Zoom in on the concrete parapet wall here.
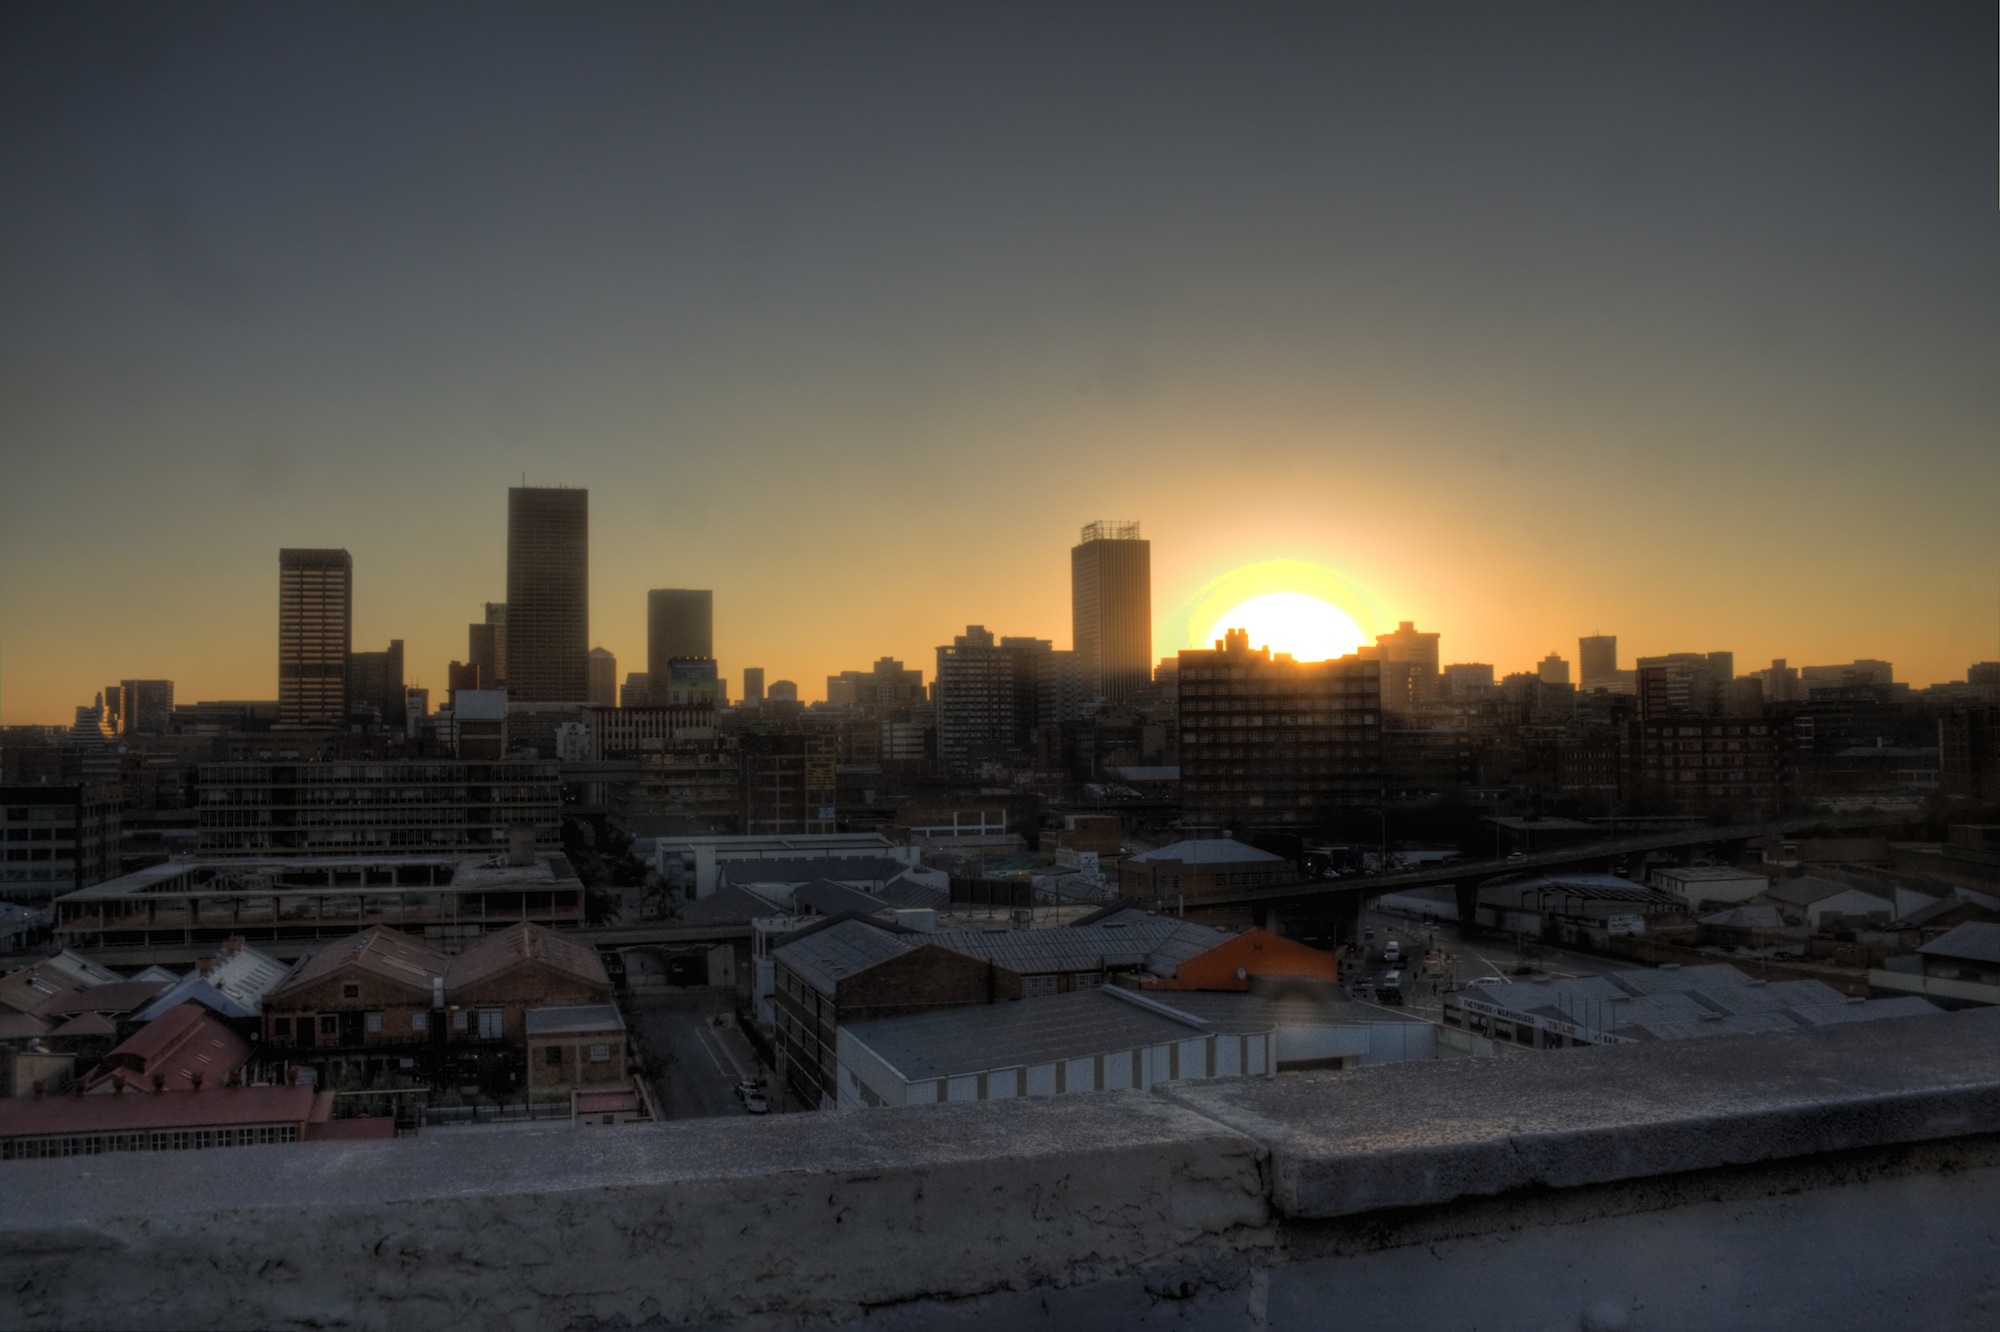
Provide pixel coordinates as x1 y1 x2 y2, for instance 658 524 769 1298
4 1010 1999 1330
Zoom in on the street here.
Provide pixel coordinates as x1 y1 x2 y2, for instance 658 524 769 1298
620 962 769 1120
1347 907 1627 1024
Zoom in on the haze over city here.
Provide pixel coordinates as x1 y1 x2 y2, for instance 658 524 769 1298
2 1 1996 723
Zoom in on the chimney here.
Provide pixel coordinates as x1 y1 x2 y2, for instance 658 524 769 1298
196 957 213 979
433 975 446 1011
113 1074 126 1095
190 1071 203 1092
31 1079 45 1099
151 1072 166 1093
226 935 245 957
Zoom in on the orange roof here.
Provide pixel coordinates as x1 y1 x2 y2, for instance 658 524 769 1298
1146 928 1342 991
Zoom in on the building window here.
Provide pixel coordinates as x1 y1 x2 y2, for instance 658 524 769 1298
453 1010 468 1031
273 1017 292 1038
589 1044 611 1063
320 1015 337 1035
477 1009 502 1040
544 1045 564 1066
343 983 360 999
365 1012 382 1033
411 1012 427 1031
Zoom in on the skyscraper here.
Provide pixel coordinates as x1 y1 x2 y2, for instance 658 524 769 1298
468 602 507 694
278 548 352 728
1071 520 1151 704
1579 635 1618 686
648 589 714 696
742 667 766 706
587 647 618 706
505 488 589 703
1371 621 1441 712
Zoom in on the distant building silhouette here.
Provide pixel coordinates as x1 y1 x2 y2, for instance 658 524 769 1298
766 679 799 703
347 640 405 729
934 626 1050 770
826 659 924 709
468 602 507 695
648 590 713 698
112 680 175 737
587 647 617 707
619 672 652 708
1636 652 1735 719
1071 521 1151 705
1442 663 1494 699
505 488 589 703
742 666 766 706
1578 635 1617 687
277 548 352 728
1370 621 1440 713
1538 652 1571 686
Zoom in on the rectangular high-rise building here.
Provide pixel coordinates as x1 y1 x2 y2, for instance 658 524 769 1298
1071 521 1151 705
1372 621 1441 713
278 548 352 728
587 647 618 707
347 640 406 729
505 488 589 703
1179 630 1383 828
648 589 714 695
468 602 507 694
1579 635 1618 687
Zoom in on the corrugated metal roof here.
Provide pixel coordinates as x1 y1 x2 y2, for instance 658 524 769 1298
844 988 1230 1081
525 1005 625 1036
721 857 906 888
1919 921 2000 965
773 919 916 995
1127 839 1282 865
931 918 1227 978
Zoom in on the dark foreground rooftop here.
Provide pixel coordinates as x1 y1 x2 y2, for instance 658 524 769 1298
3 1007 1997 1330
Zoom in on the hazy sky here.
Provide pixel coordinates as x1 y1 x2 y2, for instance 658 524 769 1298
2 1 1994 721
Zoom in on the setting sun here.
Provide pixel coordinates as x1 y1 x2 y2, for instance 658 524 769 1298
1205 592 1365 662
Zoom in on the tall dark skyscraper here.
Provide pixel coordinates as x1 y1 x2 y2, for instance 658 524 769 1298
505 487 589 703
1070 520 1151 704
1579 635 1618 686
648 589 714 695
277 548 353 728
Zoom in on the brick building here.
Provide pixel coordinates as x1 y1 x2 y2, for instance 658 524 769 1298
770 916 1021 1110
1632 718 1780 816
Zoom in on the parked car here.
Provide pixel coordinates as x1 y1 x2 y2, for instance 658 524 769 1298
733 1080 760 1102
1382 941 1402 965
743 1093 769 1115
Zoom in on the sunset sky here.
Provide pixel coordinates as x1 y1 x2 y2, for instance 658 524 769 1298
2 2 1994 723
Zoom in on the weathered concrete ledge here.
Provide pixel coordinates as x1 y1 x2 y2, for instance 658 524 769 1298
1164 1006 2000 1218
3 1009 1998 1330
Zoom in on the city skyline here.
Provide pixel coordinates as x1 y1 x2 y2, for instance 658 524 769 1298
2 3 1996 721
3 489 1993 723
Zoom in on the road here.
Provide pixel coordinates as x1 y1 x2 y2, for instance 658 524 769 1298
1346 907 1627 1025
620 951 770 1120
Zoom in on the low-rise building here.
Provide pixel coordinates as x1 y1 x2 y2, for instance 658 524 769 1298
1118 839 1292 902
1761 877 1895 930
54 852 586 952
1444 963 1938 1049
835 986 1274 1110
770 916 1023 1110
525 1006 628 1101
0 1082 343 1163
1650 865 1770 910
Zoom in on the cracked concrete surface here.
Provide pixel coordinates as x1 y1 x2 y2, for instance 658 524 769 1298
3 1009 1998 1329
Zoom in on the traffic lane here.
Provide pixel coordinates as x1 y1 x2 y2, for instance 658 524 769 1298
627 988 764 1121
1360 910 1625 981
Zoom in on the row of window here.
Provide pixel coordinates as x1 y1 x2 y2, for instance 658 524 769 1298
2 1124 299 1160
269 1009 503 1040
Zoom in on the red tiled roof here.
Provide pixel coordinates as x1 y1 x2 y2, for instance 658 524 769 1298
49 1011 119 1039
90 1003 251 1092
0 1085 330 1140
